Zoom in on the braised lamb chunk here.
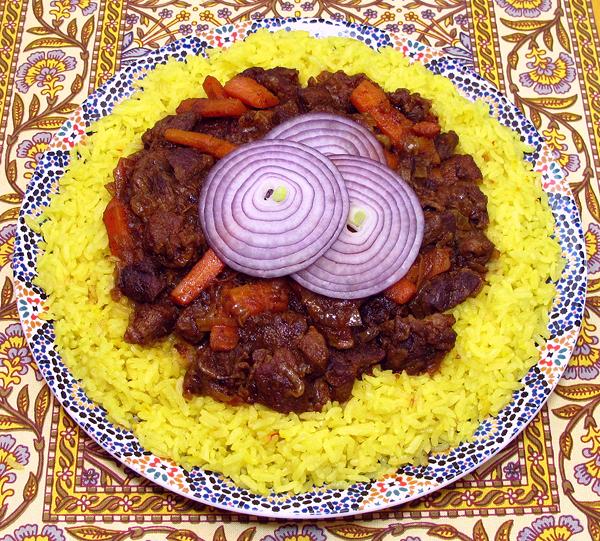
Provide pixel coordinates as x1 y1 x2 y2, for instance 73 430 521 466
248 347 322 413
165 147 214 185
431 154 482 185
183 343 250 403
297 326 329 373
410 269 484 317
380 314 456 375
435 181 489 229
434 131 459 160
298 85 338 113
292 285 362 349
125 298 179 344
174 291 213 344
360 295 398 327
192 117 236 140
422 210 457 248
299 71 364 113
388 88 433 123
128 151 178 219
142 111 197 149
144 210 203 268
240 311 308 349
231 110 276 143
272 99 302 124
118 259 166 304
326 343 386 403
456 230 495 270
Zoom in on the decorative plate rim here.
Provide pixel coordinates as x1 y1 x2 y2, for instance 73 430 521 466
12 17 587 518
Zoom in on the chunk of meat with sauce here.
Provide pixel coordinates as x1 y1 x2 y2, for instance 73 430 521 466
326 343 385 403
434 131 459 160
165 147 214 185
418 180 488 229
240 311 307 349
230 110 276 143
422 210 456 248
174 290 213 344
388 88 433 123
292 285 362 349
299 71 364 113
410 269 484 317
380 314 456 374
297 326 329 373
125 299 179 344
183 343 250 403
144 211 203 268
436 181 489 229
456 230 495 270
431 155 482 185
118 259 166 303
128 151 177 218
248 347 327 413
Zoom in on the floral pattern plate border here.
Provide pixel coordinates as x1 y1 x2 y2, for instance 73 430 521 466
11 18 587 518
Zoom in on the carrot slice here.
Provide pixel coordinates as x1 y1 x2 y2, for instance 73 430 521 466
350 80 411 148
170 248 226 306
384 149 399 170
103 197 133 261
164 128 237 158
203 75 226 99
412 121 441 138
224 75 279 108
385 278 417 305
210 325 239 352
223 280 289 323
176 97 248 117
351 79 388 111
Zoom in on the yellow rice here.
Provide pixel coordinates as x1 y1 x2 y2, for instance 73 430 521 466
36 31 562 494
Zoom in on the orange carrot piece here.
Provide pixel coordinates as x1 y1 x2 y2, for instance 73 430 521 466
203 75 226 99
351 80 411 148
176 97 248 117
103 197 133 261
412 121 441 138
170 248 226 306
385 278 417 305
223 280 289 323
384 149 399 170
194 316 237 332
351 79 389 111
164 128 237 158
370 108 410 148
210 325 239 352
224 75 279 108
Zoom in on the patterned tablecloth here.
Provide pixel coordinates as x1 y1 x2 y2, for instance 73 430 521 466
1 0 599 538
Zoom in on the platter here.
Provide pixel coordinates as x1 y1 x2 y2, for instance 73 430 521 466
12 18 587 518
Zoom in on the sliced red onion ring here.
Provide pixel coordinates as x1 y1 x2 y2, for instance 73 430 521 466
199 140 350 278
292 155 424 299
265 112 386 164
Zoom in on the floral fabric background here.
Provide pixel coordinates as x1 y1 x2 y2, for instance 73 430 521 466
0 0 599 538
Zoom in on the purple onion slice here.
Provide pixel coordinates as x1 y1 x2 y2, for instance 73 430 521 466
199 140 349 278
292 155 424 299
265 112 387 164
